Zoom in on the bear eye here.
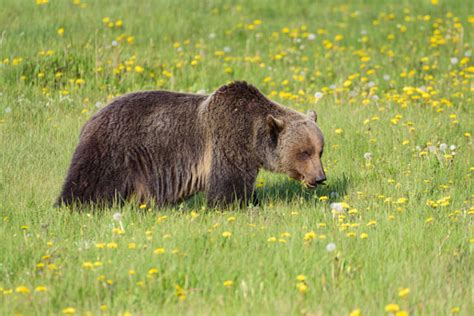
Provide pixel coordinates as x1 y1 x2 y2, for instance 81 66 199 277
300 150 311 159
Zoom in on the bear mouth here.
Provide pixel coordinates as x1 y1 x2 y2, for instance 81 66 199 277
304 182 316 188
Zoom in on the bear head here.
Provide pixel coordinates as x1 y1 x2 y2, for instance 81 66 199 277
265 110 326 187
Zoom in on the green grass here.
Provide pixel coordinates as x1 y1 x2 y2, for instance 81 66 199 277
0 0 473 315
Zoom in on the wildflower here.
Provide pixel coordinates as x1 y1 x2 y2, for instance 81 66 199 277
175 285 187 301
296 282 308 294
222 231 232 238
360 233 368 239
62 307 76 315
349 309 361 316
304 231 316 241
268 236 277 242
223 280 234 287
385 304 400 313
106 242 118 249
398 287 410 298
395 311 409 316
364 152 372 160
82 262 94 269
154 247 165 254
148 268 159 276
57 28 64 36
296 275 306 282
15 286 30 294
326 242 336 252
451 307 460 314
35 286 47 292
335 128 343 134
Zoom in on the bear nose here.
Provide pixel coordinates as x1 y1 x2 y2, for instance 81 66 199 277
308 176 326 187
314 176 327 185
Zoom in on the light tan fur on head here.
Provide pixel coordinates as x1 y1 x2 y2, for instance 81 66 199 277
267 110 326 187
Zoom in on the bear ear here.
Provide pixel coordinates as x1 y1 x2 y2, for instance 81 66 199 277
308 110 317 122
267 115 285 134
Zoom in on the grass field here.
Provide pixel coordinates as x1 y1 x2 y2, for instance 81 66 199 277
0 0 473 315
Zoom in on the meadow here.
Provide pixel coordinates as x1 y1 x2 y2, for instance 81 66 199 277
0 0 473 314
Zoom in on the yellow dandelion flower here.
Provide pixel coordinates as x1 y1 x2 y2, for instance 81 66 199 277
296 275 306 282
154 247 165 254
62 307 76 315
267 236 277 242
222 231 232 238
399 287 410 298
385 304 400 313
35 286 47 292
296 282 308 294
223 280 234 287
304 231 316 241
15 286 30 294
82 262 94 269
57 28 64 36
349 309 361 316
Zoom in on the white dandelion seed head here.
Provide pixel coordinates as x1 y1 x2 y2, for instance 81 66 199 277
416 145 421 151
326 242 336 252
449 145 456 151
383 74 390 81
439 143 447 152
330 202 344 213
95 102 102 108
364 152 372 160
330 84 336 90
223 46 231 53
368 81 375 88
208 32 216 39
314 92 323 99
428 145 437 153
5 107 12 113
371 95 379 101
465 50 472 57
113 212 122 221
360 30 367 35
111 40 118 47
450 57 458 65
308 33 316 41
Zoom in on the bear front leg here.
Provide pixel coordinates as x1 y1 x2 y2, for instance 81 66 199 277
206 169 257 208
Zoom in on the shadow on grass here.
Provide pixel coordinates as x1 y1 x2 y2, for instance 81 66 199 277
56 173 350 213
257 173 350 205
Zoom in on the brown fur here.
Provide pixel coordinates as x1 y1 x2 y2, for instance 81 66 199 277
56 81 325 208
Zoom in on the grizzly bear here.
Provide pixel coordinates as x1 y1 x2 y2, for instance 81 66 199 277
56 81 326 208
